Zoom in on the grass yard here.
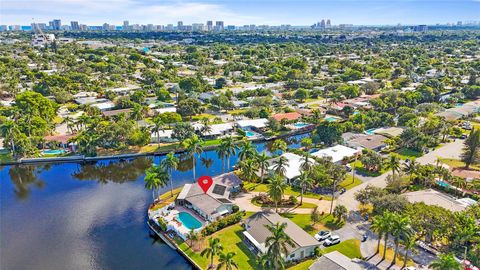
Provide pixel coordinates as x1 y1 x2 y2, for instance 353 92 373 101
379 245 415 267
439 158 480 170
351 160 385 177
287 259 316 270
243 175 361 201
150 187 183 211
251 198 318 209
280 213 345 235
323 239 362 259
395 148 423 160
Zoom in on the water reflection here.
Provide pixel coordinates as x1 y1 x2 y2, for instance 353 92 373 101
72 157 153 183
8 165 47 200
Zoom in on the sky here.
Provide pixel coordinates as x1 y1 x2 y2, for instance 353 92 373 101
1 0 479 26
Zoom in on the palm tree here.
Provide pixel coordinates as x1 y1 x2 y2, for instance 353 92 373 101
152 116 164 145
220 136 236 171
264 222 296 270
216 251 238 270
160 152 179 197
401 234 416 270
216 144 228 174
0 120 19 155
238 158 258 182
186 229 199 249
381 211 395 261
78 114 90 130
391 214 413 265
451 177 467 196
63 116 74 133
200 117 212 137
300 152 314 173
256 253 273 270
201 237 223 269
295 172 313 205
238 140 256 161
182 135 203 182
144 164 168 200
74 131 98 156
370 215 389 255
403 158 419 181
271 139 287 154
273 156 289 178
429 253 462 270
387 153 401 176
267 174 288 213
333 204 348 222
256 151 270 183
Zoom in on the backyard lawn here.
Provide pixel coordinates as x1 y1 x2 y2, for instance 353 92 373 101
323 239 362 259
395 148 423 160
243 175 361 201
280 213 345 235
439 158 480 170
379 244 415 267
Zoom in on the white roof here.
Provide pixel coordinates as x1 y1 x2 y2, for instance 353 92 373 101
311 145 360 163
150 130 173 138
193 122 234 136
154 107 177 114
90 101 115 111
236 118 268 129
269 152 304 180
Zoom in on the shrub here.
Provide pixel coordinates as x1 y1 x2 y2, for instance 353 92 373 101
157 217 167 231
201 212 243 236
232 204 240 213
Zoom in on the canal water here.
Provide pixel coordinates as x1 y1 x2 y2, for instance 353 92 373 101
0 133 310 270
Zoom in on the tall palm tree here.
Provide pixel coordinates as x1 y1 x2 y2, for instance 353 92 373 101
182 135 203 182
216 251 238 270
254 151 269 183
144 164 168 200
0 120 19 154
295 172 313 205
387 153 401 176
220 136 236 171
370 215 389 255
391 214 413 265
216 144 228 174
271 139 287 154
429 253 462 270
273 156 289 178
267 174 288 213
381 211 395 261
264 222 296 270
186 229 199 249
403 158 419 181
201 237 223 269
152 116 164 145
300 152 314 173
401 234 416 270
160 152 179 197
238 158 259 182
200 117 212 137
256 253 273 270
238 140 256 161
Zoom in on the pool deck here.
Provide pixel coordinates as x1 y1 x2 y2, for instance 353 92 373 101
162 206 206 237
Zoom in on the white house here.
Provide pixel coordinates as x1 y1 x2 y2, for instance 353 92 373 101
311 145 360 163
268 152 304 181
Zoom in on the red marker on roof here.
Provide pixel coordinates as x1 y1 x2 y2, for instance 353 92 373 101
197 176 213 193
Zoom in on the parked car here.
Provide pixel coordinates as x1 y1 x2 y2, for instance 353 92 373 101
314 230 331 241
345 164 352 172
323 235 340 246
404 267 417 270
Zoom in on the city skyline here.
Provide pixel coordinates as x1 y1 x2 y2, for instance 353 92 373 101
1 0 479 26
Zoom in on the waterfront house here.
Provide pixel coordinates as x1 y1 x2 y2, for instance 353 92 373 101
311 145 360 164
236 118 268 131
175 172 242 222
267 152 304 182
271 112 302 122
243 211 322 261
342 132 387 151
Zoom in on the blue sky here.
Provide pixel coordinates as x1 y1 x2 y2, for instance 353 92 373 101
1 0 479 25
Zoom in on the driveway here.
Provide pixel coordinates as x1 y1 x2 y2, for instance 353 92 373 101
417 139 464 165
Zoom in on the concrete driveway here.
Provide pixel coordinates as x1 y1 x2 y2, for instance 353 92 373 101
417 139 464 165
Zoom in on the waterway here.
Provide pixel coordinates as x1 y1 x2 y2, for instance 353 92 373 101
0 133 310 270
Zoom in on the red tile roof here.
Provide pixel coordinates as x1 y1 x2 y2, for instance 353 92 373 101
271 112 302 121
44 134 75 144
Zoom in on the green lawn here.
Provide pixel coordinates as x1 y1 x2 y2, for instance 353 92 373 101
287 259 316 270
323 239 362 259
395 148 423 160
244 175 361 201
280 213 345 235
351 160 385 177
439 158 480 170
251 199 318 209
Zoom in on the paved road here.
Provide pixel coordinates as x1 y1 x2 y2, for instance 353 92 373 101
417 139 464 165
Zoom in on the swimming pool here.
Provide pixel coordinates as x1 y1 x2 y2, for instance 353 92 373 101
177 212 202 230
294 122 310 128
245 131 255 137
437 180 451 188
42 149 65 155
365 128 377 135
324 117 338 122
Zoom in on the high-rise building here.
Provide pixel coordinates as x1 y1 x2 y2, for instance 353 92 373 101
177 21 184 31
166 24 174 31
457 21 463 26
50 19 61 30
326 19 331 28
0 25 7 31
320 19 326 29
71 21 80 31
102 23 110 30
414 25 428 32
206 20 213 31
123 20 129 31
192 23 204 31
215 21 224 31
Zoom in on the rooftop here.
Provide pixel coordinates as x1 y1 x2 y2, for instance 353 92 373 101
308 251 364 270
271 112 302 122
403 189 476 212
311 145 360 163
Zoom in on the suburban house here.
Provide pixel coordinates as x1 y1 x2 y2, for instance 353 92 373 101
193 122 234 138
342 132 388 151
271 112 302 122
308 251 364 270
175 172 242 222
311 145 361 163
236 118 269 131
268 152 304 181
243 211 322 261
403 189 478 212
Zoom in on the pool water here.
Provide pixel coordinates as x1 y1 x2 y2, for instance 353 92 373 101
177 212 202 230
42 149 65 155
245 131 255 137
437 180 451 188
365 128 377 135
294 122 310 128
324 117 338 122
